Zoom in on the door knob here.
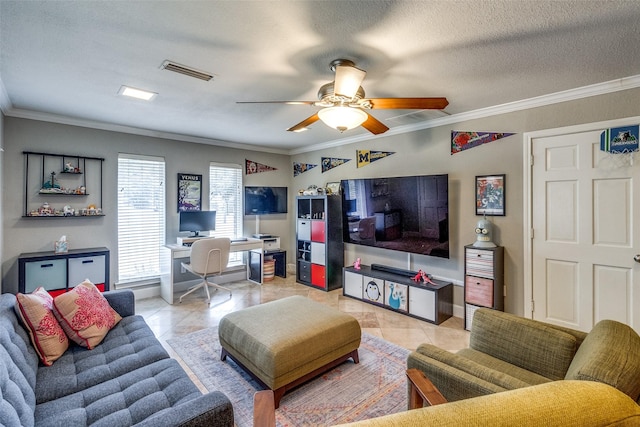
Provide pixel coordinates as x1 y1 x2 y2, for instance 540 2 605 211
635 254 640 263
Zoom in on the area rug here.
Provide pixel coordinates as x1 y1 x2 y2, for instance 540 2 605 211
167 327 410 427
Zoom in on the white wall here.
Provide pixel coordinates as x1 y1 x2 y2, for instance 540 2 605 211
1 119 291 294
291 87 640 316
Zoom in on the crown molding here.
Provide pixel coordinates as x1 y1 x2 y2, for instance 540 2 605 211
0 76 12 114
290 74 640 155
5 108 291 155
5 74 640 156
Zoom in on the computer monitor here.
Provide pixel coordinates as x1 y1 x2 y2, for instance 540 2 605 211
179 211 216 237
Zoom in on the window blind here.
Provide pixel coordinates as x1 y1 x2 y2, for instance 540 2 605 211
209 162 242 261
117 154 166 284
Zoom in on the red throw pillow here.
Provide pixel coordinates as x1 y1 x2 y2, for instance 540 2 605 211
53 280 122 349
15 287 69 366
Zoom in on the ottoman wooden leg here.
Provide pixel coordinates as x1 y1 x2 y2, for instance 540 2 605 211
220 347 228 361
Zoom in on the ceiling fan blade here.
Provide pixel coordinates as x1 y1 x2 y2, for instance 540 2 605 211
334 65 366 99
361 113 389 135
237 101 316 105
367 98 449 110
286 113 320 132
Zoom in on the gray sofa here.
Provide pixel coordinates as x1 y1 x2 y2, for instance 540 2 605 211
0 289 234 427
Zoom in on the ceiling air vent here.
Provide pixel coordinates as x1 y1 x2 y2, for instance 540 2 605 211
160 60 214 81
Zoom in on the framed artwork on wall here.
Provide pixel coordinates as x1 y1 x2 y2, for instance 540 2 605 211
177 173 202 212
475 174 505 216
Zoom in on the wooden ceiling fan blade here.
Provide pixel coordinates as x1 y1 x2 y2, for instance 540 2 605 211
237 100 316 105
368 97 449 110
361 113 389 135
334 65 366 99
286 113 320 132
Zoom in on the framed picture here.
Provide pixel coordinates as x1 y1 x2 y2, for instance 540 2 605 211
475 174 505 216
177 173 202 212
325 182 341 195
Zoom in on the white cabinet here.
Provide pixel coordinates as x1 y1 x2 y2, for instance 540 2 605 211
67 255 107 287
409 286 436 322
343 270 363 299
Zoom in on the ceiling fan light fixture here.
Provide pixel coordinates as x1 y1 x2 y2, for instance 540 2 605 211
318 106 367 132
334 65 366 99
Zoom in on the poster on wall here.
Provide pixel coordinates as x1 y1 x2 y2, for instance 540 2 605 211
356 150 395 168
475 174 505 216
451 131 515 154
293 162 317 177
246 159 277 175
600 125 639 153
177 173 202 212
321 157 351 173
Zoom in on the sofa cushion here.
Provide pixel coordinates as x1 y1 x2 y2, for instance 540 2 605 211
53 280 122 349
15 287 69 366
471 308 578 380
0 294 40 427
33 358 205 426
35 315 170 404
565 319 640 401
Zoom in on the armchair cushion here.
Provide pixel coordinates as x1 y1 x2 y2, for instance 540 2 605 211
470 308 579 380
565 319 640 401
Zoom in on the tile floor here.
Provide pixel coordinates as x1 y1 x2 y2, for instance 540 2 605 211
137 274 470 355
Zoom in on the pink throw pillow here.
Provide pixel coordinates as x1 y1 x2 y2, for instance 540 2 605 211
15 287 69 366
53 280 122 349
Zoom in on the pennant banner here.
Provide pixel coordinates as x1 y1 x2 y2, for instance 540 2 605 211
600 125 639 153
293 162 317 177
245 159 277 175
356 150 395 168
321 157 351 173
451 131 515 154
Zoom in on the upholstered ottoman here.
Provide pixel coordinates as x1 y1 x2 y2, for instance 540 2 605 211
219 295 361 408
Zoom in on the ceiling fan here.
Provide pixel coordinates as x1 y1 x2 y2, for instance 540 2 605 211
237 59 449 135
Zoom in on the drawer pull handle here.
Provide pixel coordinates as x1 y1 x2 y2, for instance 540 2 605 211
82 260 94 264
40 264 53 268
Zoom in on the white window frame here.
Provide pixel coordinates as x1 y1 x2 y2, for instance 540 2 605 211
117 153 166 285
209 162 243 262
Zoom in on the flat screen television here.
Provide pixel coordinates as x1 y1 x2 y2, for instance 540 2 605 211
244 186 288 215
179 210 216 236
340 174 449 258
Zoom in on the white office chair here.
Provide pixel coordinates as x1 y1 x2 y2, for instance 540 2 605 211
179 237 232 305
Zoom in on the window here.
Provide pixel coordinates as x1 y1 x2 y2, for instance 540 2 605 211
117 154 166 284
209 162 242 261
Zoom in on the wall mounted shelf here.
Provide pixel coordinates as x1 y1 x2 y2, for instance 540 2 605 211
23 151 105 218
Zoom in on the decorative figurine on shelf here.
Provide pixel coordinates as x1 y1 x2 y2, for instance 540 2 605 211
473 217 497 248
412 269 436 285
38 202 54 216
64 162 75 172
353 257 361 270
42 171 60 189
63 205 75 216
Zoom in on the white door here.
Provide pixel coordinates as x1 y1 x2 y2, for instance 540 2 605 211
530 125 640 333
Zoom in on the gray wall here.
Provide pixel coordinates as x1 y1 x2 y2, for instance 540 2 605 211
3 87 640 314
1 118 291 294
291 87 640 316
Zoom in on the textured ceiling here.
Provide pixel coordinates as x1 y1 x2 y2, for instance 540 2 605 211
2 0 640 153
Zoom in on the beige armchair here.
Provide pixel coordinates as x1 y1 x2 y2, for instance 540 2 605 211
407 308 640 404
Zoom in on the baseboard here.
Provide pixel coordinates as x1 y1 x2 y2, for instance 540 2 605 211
453 303 464 319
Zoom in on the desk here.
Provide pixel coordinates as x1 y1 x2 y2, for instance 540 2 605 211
160 238 263 304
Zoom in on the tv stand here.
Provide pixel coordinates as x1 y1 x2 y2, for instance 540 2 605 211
344 264 453 325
